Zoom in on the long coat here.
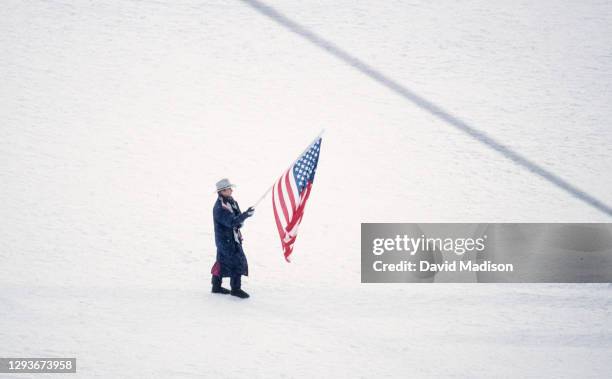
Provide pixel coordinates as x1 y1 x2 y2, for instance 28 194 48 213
212 196 250 277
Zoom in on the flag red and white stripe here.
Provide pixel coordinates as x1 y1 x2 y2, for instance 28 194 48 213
272 137 322 261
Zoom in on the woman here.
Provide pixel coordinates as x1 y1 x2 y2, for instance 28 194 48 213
211 178 254 299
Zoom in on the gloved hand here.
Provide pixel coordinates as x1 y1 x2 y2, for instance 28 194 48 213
245 206 255 217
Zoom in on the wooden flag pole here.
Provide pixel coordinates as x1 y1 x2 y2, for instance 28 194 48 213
252 129 325 208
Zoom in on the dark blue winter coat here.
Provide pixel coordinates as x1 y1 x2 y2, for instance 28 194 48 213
213 196 250 277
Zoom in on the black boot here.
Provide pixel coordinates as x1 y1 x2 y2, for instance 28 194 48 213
230 289 250 299
211 275 230 294
230 275 249 298
212 286 230 294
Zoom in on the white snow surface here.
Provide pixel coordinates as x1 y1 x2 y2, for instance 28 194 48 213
2 0 612 377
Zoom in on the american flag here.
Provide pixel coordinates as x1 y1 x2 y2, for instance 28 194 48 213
272 137 322 262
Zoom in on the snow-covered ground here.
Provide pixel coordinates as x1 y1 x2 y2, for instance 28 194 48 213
2 1 611 377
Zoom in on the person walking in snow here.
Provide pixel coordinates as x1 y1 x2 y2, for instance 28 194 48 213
210 178 254 299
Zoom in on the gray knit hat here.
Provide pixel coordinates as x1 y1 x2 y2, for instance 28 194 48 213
215 178 236 192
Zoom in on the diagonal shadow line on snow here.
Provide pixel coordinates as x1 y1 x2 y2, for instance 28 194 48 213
239 0 612 218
